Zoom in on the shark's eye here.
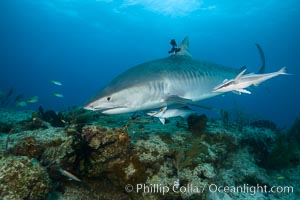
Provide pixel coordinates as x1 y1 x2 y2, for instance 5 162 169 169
107 97 111 102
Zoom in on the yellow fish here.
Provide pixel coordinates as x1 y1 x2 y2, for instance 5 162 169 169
27 96 39 103
276 176 285 180
53 93 64 98
51 80 62 86
16 101 27 107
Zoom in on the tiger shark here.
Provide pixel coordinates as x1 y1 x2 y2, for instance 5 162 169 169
84 37 265 115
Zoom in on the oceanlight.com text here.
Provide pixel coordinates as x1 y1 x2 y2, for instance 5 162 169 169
208 184 294 195
124 183 294 196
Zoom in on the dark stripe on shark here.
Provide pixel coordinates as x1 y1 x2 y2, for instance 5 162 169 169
149 81 166 97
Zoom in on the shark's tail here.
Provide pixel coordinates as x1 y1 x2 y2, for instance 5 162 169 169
255 43 266 74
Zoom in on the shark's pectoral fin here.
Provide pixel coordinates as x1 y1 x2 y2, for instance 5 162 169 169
165 95 214 110
235 89 251 94
165 95 193 105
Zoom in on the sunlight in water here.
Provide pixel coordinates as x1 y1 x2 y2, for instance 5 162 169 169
120 0 204 16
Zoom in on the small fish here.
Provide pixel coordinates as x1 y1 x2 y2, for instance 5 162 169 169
58 168 81 182
51 80 62 86
213 67 288 94
16 101 27 107
147 106 196 124
53 93 64 98
27 96 39 103
276 176 285 180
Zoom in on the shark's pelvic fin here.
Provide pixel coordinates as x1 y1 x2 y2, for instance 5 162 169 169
176 37 192 57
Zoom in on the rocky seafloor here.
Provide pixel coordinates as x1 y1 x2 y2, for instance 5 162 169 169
0 107 300 200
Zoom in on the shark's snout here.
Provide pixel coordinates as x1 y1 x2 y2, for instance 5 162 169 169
83 105 96 111
84 102 129 114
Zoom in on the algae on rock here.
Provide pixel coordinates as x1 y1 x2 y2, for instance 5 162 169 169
0 156 51 200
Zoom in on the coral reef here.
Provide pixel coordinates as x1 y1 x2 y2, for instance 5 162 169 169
288 117 300 145
0 121 13 133
135 135 170 163
250 119 278 132
38 106 65 127
214 148 298 200
0 108 31 124
0 156 51 200
0 108 299 200
260 134 300 169
63 125 149 191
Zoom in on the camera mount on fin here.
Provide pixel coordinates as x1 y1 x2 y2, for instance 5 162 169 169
168 39 181 55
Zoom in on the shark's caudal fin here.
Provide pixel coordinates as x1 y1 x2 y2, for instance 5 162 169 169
255 43 266 74
176 37 192 57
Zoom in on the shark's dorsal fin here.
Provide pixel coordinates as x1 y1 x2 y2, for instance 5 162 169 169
176 37 192 57
235 68 247 81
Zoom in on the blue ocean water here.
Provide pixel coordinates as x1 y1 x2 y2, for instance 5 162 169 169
0 0 299 127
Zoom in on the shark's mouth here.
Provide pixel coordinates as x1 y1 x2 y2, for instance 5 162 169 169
101 106 129 114
84 105 128 114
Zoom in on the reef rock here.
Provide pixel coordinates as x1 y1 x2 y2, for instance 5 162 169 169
64 125 148 188
0 156 51 200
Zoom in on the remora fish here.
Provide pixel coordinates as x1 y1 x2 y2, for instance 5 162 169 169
84 37 265 114
213 67 288 94
147 106 196 124
58 168 81 182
